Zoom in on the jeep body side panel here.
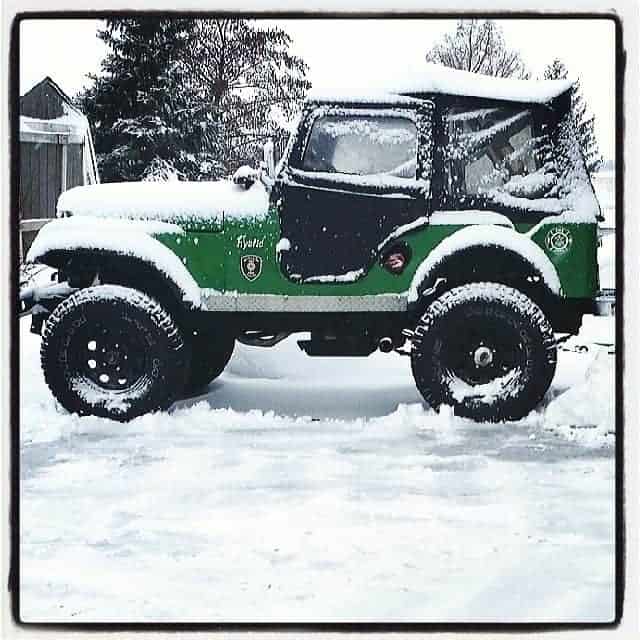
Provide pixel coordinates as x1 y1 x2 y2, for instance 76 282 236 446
27 219 204 308
526 222 599 298
154 230 226 291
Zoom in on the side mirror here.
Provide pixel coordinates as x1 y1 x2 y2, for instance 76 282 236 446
258 139 276 192
263 139 275 179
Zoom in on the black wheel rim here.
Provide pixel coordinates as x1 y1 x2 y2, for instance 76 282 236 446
439 310 527 387
70 318 147 391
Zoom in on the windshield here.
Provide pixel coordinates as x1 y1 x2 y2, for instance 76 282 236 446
301 114 417 178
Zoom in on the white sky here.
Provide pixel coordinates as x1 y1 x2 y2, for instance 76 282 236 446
19 17 616 159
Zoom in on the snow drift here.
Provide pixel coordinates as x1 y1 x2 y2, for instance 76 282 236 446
541 349 615 446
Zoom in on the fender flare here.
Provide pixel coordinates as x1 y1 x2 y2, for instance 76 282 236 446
26 221 202 309
407 225 562 303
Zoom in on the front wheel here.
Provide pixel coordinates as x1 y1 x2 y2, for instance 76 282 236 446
40 285 190 421
410 282 557 422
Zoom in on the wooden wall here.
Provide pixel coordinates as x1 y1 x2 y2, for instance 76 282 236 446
19 141 84 257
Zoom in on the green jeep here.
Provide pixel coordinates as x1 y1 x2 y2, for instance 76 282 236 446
22 68 614 422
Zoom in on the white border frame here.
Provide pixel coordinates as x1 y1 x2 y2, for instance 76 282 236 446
2 3 637 637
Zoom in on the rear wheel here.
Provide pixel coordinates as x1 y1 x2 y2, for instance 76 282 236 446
41 285 190 421
410 282 557 422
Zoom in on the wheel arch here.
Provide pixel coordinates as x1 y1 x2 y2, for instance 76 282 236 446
34 247 200 321
407 226 562 316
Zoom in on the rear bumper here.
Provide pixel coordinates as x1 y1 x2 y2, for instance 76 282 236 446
594 288 616 316
547 291 615 333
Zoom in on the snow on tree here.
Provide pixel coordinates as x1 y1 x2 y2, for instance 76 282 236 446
78 19 213 182
79 18 309 182
185 19 310 173
543 59 603 174
425 20 530 80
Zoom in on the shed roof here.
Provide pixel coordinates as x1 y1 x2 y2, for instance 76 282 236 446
20 77 91 137
20 76 87 119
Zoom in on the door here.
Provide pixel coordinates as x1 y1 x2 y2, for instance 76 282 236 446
276 103 433 283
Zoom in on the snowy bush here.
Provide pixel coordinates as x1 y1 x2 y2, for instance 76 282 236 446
142 158 182 182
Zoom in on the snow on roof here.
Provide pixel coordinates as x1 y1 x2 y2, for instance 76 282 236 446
306 89 424 106
307 63 574 106
20 90 91 141
20 109 89 138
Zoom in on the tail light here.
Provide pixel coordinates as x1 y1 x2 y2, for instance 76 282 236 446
382 243 411 274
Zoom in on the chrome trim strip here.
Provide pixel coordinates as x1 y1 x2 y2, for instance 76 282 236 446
200 291 407 313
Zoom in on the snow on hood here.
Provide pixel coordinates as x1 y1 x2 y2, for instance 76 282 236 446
56 179 269 226
308 63 574 106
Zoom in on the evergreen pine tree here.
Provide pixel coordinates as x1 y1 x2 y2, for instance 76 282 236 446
543 59 603 174
79 18 214 182
79 18 310 182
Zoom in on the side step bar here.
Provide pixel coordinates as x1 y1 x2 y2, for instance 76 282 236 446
297 338 376 357
594 288 616 316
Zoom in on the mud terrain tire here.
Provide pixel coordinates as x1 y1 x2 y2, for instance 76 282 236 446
410 282 557 422
41 285 190 421
184 331 235 394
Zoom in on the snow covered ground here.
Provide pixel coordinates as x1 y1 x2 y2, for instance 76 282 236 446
19 175 616 623
19 311 615 623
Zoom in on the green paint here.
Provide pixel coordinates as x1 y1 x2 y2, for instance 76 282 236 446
529 222 599 298
154 208 599 301
154 232 226 290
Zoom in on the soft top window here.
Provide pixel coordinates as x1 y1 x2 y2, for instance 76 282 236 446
444 106 552 203
442 102 600 220
302 114 417 178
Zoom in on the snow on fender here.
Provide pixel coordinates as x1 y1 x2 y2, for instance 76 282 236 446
406 224 562 303
26 216 203 308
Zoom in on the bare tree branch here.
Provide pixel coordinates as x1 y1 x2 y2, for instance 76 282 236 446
426 19 529 80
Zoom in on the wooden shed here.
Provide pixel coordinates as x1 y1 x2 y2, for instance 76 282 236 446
19 76 99 260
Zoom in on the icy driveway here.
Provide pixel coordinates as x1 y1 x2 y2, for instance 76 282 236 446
19 317 615 623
